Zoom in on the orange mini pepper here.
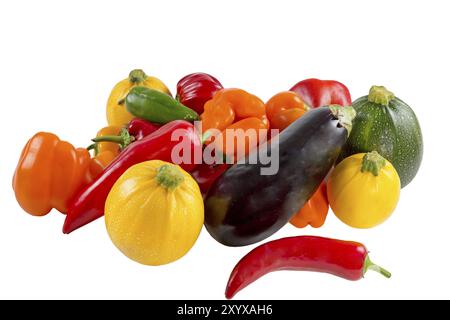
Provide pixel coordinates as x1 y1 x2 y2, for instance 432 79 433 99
201 88 269 159
93 126 122 155
88 125 121 177
266 91 309 131
13 132 112 216
290 183 329 228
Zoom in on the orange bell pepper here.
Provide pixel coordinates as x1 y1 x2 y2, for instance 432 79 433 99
290 183 329 228
201 88 269 159
13 132 112 216
266 91 309 131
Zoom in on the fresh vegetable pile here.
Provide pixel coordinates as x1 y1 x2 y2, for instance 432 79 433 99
12 69 423 298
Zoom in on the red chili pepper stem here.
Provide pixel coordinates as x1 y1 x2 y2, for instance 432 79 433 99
363 255 392 278
91 128 135 149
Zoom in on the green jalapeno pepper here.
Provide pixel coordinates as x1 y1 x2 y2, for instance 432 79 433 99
125 86 199 124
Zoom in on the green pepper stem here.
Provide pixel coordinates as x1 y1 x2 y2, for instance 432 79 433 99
92 135 124 144
156 164 184 189
363 255 392 279
368 85 395 106
86 143 99 156
128 69 147 83
361 151 387 176
91 128 134 149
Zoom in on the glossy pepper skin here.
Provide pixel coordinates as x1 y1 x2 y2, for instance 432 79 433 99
201 88 269 158
13 132 108 216
225 236 391 299
290 182 329 228
290 78 352 108
204 106 355 247
190 163 230 195
63 120 201 234
125 86 199 124
176 73 223 114
266 91 309 131
127 118 160 141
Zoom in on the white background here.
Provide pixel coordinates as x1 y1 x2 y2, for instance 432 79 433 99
1 0 448 300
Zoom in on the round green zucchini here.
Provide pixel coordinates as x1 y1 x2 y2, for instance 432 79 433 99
339 85 423 187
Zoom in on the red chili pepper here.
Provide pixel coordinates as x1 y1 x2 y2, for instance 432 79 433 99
191 163 230 195
63 120 201 234
225 236 391 299
289 78 352 108
176 72 224 114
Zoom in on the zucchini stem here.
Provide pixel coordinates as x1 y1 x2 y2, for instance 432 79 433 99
368 85 395 106
156 164 184 189
361 151 387 176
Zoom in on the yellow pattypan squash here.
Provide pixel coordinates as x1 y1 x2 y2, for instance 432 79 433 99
327 151 400 229
105 160 204 266
106 69 171 126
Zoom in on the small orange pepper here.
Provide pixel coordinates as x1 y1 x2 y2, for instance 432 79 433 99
13 132 114 216
94 126 122 155
290 183 329 228
266 91 309 131
88 125 121 177
201 88 269 159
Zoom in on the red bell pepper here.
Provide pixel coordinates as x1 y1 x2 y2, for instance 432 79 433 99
289 78 352 108
225 236 391 299
176 72 223 114
63 120 201 234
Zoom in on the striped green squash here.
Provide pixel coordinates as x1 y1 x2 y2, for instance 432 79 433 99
339 86 423 188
